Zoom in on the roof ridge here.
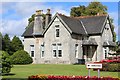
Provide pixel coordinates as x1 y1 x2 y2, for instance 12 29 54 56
74 14 107 19
57 13 70 18
57 13 107 20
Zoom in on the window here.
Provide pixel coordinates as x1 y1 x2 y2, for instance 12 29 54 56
75 44 78 58
52 43 62 58
104 47 107 59
52 44 57 58
56 29 59 37
31 51 34 57
58 50 62 57
41 45 44 58
58 44 62 57
30 45 34 57
53 50 57 57
55 25 59 37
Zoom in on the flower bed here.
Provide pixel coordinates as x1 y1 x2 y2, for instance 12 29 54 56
28 75 120 80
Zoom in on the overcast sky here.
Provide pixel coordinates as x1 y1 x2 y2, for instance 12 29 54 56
0 1 119 41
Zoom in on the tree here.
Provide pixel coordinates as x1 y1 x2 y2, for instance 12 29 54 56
0 32 2 50
1 51 12 73
70 2 107 17
10 50 33 64
28 14 35 24
86 2 107 16
11 36 23 53
2 34 13 55
70 5 86 17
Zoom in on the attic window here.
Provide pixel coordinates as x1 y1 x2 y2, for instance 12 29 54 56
55 25 60 37
105 27 109 30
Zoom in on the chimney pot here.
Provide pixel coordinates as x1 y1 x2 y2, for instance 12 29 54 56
47 9 50 14
36 10 43 15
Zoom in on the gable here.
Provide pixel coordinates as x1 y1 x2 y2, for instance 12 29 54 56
43 14 71 35
102 18 113 41
45 17 71 38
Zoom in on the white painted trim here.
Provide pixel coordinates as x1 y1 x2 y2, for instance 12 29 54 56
80 21 88 35
100 15 108 34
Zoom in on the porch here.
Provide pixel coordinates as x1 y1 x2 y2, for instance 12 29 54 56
82 38 98 63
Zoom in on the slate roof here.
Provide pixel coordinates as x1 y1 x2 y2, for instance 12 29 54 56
79 15 107 35
103 41 116 47
58 14 87 35
22 21 34 37
22 13 108 37
82 38 98 46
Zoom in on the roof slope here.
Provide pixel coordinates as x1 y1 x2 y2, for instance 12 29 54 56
79 15 107 35
58 14 87 35
22 21 34 37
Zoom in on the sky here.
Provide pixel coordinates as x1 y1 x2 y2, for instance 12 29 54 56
0 1 119 41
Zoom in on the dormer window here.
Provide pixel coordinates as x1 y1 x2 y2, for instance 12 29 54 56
55 25 59 37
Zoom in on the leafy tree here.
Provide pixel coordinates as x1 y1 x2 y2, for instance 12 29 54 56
11 36 23 52
28 14 35 24
2 34 13 55
70 5 86 17
1 51 12 73
70 2 107 17
86 2 107 16
10 50 33 64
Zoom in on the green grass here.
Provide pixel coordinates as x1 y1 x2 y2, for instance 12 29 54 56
2 64 119 80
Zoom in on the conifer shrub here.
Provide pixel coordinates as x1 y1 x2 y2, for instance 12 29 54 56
1 51 12 73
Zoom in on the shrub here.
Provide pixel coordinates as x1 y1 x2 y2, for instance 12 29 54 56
1 51 12 73
101 63 109 71
108 63 120 72
10 50 33 64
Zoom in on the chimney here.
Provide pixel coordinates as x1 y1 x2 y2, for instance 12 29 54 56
33 10 43 35
45 9 52 29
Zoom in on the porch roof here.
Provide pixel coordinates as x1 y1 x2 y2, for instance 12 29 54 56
103 41 116 47
82 38 98 46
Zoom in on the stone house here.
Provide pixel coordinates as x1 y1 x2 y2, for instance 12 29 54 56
22 9 116 64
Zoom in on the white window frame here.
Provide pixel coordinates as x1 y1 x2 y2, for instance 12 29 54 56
52 43 62 58
75 44 78 58
41 44 44 58
52 44 57 58
30 45 35 57
55 25 60 38
58 44 62 58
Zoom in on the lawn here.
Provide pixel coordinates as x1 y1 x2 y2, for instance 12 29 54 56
2 64 119 80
